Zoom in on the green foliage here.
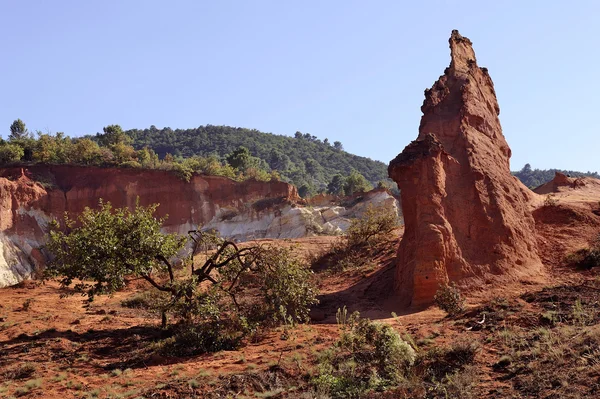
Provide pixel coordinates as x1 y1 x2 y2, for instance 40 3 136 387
0 142 24 164
434 283 466 316
9 119 28 141
327 174 345 196
125 125 390 191
513 163 600 188
346 205 398 248
226 146 262 172
2 122 394 191
314 311 416 397
313 205 398 273
253 246 319 325
45 202 318 355
98 124 132 147
121 289 170 311
343 169 373 196
45 199 186 298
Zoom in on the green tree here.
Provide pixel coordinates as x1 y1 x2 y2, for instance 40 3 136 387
226 146 261 172
98 124 132 147
298 183 315 198
9 119 28 141
0 143 24 164
344 170 372 195
45 200 187 300
70 138 102 165
268 149 291 171
327 174 346 196
45 200 318 334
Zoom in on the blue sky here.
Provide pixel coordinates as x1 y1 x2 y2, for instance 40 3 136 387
1 1 598 172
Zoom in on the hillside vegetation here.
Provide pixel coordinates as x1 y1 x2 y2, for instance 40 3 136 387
125 125 389 195
3 119 599 196
0 120 388 197
513 163 600 189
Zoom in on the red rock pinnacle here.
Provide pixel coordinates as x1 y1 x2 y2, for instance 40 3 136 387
388 30 541 307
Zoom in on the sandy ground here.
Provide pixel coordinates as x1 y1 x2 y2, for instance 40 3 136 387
1 187 600 398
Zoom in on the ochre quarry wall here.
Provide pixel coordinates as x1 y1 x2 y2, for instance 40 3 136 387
0 164 401 287
0 164 297 287
388 30 541 307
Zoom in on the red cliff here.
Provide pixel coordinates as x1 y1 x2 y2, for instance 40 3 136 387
388 30 541 307
0 165 298 286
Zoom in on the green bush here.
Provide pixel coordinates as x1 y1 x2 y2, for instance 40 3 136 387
0 143 24 164
314 311 416 397
46 201 319 355
346 204 398 248
121 290 170 311
254 245 319 325
434 283 465 316
312 205 398 273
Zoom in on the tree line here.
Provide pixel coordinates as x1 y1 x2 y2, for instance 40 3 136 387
0 119 385 197
512 163 600 189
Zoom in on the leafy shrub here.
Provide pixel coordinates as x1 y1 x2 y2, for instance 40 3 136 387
314 311 416 397
434 283 465 316
118 160 142 168
121 290 170 311
346 205 398 248
157 317 248 356
313 205 398 273
544 193 559 207
253 246 319 325
0 143 24 164
46 201 319 355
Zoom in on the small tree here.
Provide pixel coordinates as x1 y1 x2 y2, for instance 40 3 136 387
344 170 373 196
226 146 261 172
45 200 318 350
346 204 398 248
0 143 24 164
98 124 132 147
434 282 465 316
9 119 28 141
327 174 345 196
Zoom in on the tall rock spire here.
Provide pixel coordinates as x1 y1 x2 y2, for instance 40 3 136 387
388 30 541 307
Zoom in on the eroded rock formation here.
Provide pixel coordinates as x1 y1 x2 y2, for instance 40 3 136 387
388 30 541 307
533 172 593 195
0 165 400 287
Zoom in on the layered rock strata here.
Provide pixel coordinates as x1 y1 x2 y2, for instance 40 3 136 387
0 165 400 287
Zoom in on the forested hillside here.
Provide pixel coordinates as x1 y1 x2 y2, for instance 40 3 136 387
513 163 600 188
126 125 390 194
0 120 390 197
5 118 598 196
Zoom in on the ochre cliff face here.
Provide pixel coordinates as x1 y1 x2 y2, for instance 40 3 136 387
388 30 541 307
0 164 298 237
0 165 298 286
0 165 401 287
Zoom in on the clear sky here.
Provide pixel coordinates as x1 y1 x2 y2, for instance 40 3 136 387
1 1 598 172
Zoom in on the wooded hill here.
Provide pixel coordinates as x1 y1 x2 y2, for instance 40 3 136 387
512 163 600 189
126 125 390 194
